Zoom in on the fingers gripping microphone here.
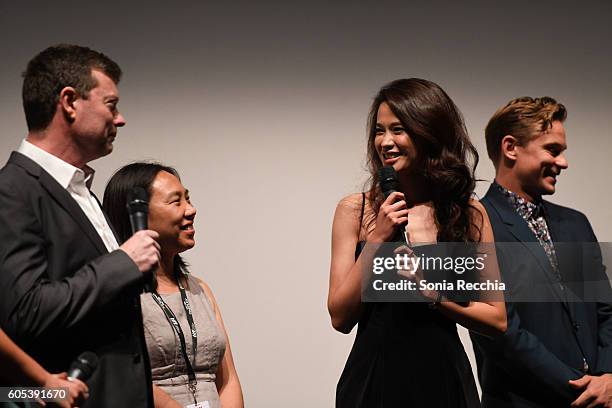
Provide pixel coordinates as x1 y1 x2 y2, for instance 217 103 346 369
67 351 99 382
127 187 156 292
377 166 408 244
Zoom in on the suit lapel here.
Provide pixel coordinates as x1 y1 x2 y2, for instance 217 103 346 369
543 201 583 305
9 152 108 255
542 201 567 244
484 184 568 304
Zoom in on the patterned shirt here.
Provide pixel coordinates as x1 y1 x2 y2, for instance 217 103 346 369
494 182 559 274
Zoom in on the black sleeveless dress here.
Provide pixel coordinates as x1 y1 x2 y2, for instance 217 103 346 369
335 194 480 408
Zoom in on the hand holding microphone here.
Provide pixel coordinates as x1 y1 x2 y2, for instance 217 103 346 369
372 166 409 244
42 372 88 408
39 352 97 407
120 231 160 273
119 187 160 291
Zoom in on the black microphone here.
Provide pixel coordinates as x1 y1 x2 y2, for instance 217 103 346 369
127 187 149 232
379 166 400 198
377 166 408 244
126 187 156 292
67 351 98 382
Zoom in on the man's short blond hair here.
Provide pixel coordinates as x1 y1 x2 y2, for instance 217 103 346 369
485 96 567 165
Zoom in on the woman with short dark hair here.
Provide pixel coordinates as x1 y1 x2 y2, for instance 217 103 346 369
103 163 243 408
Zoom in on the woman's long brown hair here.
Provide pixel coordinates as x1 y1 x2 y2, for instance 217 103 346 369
364 78 481 242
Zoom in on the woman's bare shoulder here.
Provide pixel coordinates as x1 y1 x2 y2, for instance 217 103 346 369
191 276 223 315
468 198 486 215
334 192 368 221
337 192 365 210
189 275 215 300
468 198 493 241
333 193 371 239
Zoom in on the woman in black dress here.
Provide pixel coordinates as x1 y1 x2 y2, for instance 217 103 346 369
328 78 506 407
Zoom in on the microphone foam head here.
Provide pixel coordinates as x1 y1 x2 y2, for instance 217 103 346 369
378 166 399 197
127 187 149 214
69 351 99 381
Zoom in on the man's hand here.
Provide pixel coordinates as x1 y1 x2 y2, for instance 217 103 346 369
119 230 161 273
570 373 612 407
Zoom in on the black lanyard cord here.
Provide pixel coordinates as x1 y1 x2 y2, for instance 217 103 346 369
151 275 199 388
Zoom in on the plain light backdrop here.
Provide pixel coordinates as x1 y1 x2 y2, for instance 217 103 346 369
1 1 610 406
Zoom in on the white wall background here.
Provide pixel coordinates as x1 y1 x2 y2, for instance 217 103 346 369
1 1 610 406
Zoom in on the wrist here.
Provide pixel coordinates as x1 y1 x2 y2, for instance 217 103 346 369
428 291 443 309
368 231 386 243
40 372 55 388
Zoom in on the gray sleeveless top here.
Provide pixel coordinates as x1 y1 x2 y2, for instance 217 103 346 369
140 275 226 407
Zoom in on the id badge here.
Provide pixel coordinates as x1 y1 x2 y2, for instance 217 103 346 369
186 402 210 408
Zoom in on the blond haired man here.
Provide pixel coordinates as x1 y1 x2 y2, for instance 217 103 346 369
472 97 612 407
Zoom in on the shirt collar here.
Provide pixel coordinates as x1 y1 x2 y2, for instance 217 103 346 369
493 181 543 220
17 139 96 189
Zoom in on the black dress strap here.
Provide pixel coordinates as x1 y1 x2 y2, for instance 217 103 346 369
359 192 365 231
355 193 367 260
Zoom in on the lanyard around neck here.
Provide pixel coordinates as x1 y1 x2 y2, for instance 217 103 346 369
151 275 198 386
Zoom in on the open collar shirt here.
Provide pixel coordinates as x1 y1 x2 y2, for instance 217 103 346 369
17 139 119 252
494 181 559 274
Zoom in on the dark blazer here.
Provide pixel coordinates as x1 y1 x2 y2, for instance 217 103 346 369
471 183 612 408
0 152 153 408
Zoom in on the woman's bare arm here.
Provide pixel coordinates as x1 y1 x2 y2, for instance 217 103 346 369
0 329 89 407
197 280 244 408
426 200 507 337
328 192 409 333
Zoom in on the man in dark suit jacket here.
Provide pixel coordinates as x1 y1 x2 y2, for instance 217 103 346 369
0 45 162 407
471 96 612 407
